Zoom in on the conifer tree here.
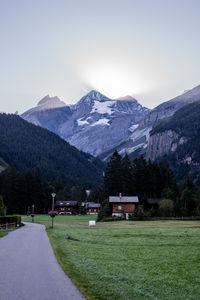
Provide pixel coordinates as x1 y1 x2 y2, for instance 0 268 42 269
0 195 5 216
121 153 134 195
104 151 123 196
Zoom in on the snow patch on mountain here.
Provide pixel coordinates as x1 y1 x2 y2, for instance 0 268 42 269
119 143 145 156
91 118 110 127
91 100 116 115
77 118 89 126
129 124 139 132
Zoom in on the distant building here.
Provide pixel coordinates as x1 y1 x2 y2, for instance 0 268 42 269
55 201 101 215
85 202 101 215
109 194 139 219
79 202 101 214
55 201 78 215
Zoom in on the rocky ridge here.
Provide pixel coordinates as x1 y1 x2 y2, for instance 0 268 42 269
102 84 200 160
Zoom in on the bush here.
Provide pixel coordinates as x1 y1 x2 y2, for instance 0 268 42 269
159 199 174 217
97 199 112 222
133 205 145 220
0 215 21 225
145 207 157 217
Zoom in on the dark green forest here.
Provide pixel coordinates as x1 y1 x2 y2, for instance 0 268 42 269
98 151 200 220
0 113 104 186
0 166 91 214
0 151 200 217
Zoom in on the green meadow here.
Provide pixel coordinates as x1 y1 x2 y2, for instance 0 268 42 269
23 215 200 300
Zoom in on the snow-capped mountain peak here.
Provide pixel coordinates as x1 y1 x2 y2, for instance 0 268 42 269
21 90 150 157
37 95 66 109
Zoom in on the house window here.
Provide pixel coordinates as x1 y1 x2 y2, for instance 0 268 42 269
117 205 122 210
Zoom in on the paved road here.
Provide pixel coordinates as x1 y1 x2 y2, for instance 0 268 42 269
0 223 85 300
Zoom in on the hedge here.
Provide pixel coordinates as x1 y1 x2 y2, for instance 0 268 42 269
0 215 21 226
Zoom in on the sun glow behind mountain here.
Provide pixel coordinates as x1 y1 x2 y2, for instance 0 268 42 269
82 61 145 99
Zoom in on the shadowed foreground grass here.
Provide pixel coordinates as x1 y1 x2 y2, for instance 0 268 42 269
23 215 200 300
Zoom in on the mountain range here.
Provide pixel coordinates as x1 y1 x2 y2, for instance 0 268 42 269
21 85 200 167
22 90 150 157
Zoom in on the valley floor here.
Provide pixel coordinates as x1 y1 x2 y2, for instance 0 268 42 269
23 215 200 300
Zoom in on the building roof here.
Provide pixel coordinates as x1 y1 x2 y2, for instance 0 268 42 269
86 202 101 208
147 198 162 204
109 196 139 203
55 201 78 207
78 202 101 208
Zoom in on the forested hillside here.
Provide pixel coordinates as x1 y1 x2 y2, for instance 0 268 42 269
0 113 104 186
150 100 200 180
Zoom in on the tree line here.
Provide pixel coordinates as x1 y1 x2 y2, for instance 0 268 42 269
0 166 92 214
1 151 200 218
98 151 200 220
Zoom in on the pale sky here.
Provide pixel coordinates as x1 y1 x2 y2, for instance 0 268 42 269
1 0 200 113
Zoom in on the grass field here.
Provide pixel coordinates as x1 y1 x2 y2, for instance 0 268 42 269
23 215 200 300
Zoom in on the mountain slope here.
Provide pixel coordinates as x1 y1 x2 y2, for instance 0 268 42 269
105 84 200 160
146 100 200 179
21 90 149 157
0 157 8 172
0 113 104 186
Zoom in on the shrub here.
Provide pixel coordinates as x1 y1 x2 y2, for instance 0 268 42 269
133 205 145 220
0 215 21 225
97 199 112 222
159 199 174 217
145 207 157 217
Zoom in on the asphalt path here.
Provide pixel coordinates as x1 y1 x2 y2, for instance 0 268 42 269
0 222 85 300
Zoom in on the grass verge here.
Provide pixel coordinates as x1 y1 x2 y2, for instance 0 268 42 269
0 232 7 238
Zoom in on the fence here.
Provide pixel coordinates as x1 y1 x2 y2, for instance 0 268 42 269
0 223 16 230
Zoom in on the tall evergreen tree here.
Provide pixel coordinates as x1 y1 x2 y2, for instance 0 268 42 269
121 154 134 195
104 151 123 196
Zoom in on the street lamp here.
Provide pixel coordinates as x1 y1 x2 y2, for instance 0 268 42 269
51 193 56 210
31 205 35 222
49 193 56 228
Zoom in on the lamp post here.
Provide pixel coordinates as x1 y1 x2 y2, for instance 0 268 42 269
51 193 56 211
31 205 35 222
51 193 56 228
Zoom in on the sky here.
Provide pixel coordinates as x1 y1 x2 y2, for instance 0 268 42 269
1 0 200 113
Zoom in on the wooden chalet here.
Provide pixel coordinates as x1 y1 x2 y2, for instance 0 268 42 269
78 202 101 214
54 201 78 215
109 194 139 219
85 202 101 214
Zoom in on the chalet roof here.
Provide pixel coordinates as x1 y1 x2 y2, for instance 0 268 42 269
78 202 101 208
86 203 101 208
147 198 162 204
55 201 78 207
109 196 139 203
